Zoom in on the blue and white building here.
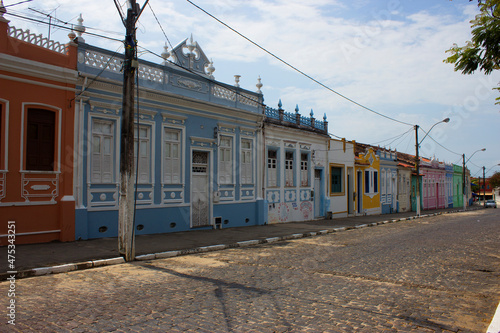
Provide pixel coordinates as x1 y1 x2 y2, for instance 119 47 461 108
73 34 267 239
377 148 398 214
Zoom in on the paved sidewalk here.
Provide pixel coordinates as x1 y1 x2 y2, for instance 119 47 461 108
0 206 483 280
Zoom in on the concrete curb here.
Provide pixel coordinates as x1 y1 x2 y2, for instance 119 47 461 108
0 207 485 281
487 301 500 333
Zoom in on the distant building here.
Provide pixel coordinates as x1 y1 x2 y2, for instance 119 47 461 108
354 146 381 216
453 164 464 208
420 157 447 210
326 138 355 218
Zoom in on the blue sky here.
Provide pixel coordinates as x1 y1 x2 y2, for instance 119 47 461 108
4 0 500 176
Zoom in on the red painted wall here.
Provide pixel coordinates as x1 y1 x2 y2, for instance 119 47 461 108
0 18 77 245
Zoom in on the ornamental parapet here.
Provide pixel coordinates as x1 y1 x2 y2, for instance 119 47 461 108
264 100 328 134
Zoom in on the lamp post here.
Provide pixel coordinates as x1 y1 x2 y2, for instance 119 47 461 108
415 118 450 216
462 148 486 211
479 166 486 206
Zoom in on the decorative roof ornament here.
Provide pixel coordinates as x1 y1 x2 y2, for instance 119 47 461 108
74 14 85 42
186 34 196 55
234 75 241 87
278 99 283 109
295 105 299 113
161 43 170 65
170 34 211 76
206 58 215 79
323 113 327 121
68 28 76 42
0 0 9 23
256 76 263 93
310 109 314 117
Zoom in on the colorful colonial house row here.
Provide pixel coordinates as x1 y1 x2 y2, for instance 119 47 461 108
0 10 473 245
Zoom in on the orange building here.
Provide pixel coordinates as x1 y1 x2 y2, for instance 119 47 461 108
0 9 77 245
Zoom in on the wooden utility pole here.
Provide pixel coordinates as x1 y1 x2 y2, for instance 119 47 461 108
116 0 148 261
415 125 421 216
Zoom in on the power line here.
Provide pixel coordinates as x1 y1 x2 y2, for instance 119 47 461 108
147 2 174 51
5 11 123 42
185 0 414 127
370 127 413 146
4 0 32 8
417 126 461 156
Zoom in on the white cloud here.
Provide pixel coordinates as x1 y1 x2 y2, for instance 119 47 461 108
4 0 498 166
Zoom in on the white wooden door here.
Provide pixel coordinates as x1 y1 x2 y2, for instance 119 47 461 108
314 169 321 217
191 151 210 227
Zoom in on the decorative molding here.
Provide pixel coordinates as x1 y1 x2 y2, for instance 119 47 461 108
266 190 280 203
299 143 311 150
0 172 5 202
240 189 254 200
190 136 215 147
87 185 119 211
284 189 297 202
21 173 59 202
172 75 207 93
218 123 236 133
162 112 186 125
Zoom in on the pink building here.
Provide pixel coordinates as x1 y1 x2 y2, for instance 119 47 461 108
420 158 447 210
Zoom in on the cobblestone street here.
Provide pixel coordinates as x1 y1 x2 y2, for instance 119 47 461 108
2 209 499 332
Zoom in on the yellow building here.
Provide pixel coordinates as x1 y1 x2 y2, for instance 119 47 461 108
354 146 381 215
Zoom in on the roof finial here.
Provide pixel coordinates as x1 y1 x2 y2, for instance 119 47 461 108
295 104 299 113
256 76 263 93
234 75 241 87
74 14 85 42
0 0 9 23
187 34 196 54
207 59 215 79
161 43 170 65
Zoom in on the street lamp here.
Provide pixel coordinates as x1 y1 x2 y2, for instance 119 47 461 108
415 118 450 216
483 163 500 175
462 148 486 211
480 163 500 205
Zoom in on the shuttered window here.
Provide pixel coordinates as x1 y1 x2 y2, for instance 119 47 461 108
267 149 278 187
163 128 181 184
91 119 114 183
285 151 294 187
219 136 233 184
134 126 151 184
300 153 309 187
240 139 252 184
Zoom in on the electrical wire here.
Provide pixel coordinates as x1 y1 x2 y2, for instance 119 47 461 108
370 127 413 146
8 2 464 162
185 0 414 127
147 2 175 52
5 11 123 42
387 128 413 149
71 45 124 107
4 0 32 8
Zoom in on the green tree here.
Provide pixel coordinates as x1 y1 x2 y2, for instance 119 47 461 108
490 171 500 188
471 177 480 192
444 0 500 103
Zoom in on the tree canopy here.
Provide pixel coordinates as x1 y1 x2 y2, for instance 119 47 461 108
444 0 500 103
490 171 500 188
